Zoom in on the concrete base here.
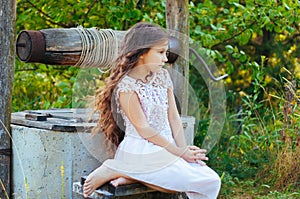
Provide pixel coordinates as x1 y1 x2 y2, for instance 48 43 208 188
11 125 102 199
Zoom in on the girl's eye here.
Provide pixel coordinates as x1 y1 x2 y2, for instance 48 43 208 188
166 50 169 56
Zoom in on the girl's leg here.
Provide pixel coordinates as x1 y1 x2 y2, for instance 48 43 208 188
84 163 177 197
110 177 137 187
142 182 177 194
83 164 125 197
110 177 177 193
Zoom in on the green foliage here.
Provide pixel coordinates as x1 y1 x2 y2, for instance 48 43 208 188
13 62 78 111
14 0 166 111
16 0 166 30
189 2 299 195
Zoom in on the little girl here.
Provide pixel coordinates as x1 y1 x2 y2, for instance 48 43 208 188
83 22 221 199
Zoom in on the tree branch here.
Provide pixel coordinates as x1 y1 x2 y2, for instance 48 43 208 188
25 0 69 28
211 21 256 49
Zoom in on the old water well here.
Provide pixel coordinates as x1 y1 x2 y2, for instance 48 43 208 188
11 108 195 198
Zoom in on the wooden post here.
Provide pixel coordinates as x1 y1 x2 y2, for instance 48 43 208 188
166 0 190 116
0 0 16 198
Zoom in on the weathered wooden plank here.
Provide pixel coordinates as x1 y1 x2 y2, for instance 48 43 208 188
25 113 48 121
11 111 97 132
11 116 95 132
73 181 187 199
113 183 156 196
27 108 99 122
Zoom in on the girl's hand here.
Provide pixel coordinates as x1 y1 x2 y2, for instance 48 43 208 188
180 146 208 166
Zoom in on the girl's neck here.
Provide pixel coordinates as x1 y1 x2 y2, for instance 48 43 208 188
128 66 154 83
128 66 150 79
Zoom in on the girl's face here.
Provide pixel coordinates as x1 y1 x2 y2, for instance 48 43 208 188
141 41 169 73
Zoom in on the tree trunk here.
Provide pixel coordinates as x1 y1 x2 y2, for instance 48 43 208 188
0 0 16 198
166 0 189 116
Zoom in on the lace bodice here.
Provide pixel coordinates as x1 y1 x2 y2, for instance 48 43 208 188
115 68 173 139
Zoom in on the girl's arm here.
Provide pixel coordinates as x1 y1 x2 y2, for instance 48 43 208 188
119 91 201 162
167 89 187 148
167 88 208 164
119 91 182 155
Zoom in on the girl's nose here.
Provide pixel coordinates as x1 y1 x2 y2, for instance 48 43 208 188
162 53 168 62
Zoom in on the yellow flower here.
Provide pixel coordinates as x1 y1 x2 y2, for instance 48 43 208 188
295 63 300 79
239 91 248 97
265 75 272 84
239 69 248 76
290 44 296 52
279 34 286 41
225 77 232 84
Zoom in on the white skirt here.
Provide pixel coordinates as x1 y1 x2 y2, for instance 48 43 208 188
103 135 221 199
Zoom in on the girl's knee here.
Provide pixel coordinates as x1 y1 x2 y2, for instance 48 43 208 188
211 174 221 193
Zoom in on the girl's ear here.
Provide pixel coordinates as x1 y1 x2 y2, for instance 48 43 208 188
166 36 181 64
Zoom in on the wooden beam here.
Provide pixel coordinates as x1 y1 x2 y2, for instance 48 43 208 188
16 28 184 67
16 29 125 66
0 0 16 198
166 0 190 116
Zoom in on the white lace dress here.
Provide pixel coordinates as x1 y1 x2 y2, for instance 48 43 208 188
103 68 221 199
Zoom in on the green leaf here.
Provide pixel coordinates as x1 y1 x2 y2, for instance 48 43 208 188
215 51 226 62
195 25 202 34
232 2 245 9
261 16 271 27
39 64 47 71
62 87 71 94
232 52 240 59
274 25 282 33
283 2 291 10
223 8 229 14
225 45 234 54
57 96 67 103
286 26 295 34
156 12 164 20
239 29 252 45
57 81 69 89
226 61 234 74
148 0 154 7
239 53 248 63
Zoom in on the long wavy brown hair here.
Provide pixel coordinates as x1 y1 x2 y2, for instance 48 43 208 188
93 22 169 154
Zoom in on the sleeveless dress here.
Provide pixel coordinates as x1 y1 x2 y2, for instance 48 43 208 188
103 68 221 199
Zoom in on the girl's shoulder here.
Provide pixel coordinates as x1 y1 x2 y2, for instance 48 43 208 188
115 75 139 93
154 68 173 89
116 68 173 93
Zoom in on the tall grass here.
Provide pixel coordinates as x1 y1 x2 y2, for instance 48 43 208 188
270 80 300 191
